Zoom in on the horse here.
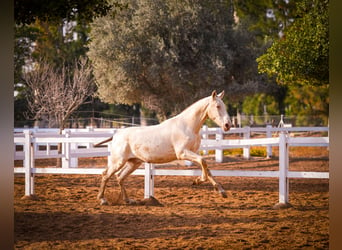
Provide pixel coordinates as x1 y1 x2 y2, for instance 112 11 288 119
95 90 231 205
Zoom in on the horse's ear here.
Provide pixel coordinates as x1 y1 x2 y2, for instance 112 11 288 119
211 90 217 99
217 90 225 99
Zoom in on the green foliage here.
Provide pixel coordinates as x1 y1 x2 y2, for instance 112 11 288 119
14 25 41 92
14 0 329 128
15 0 123 25
14 19 92 106
14 0 124 78
257 0 329 86
14 20 94 126
28 20 89 68
238 83 328 126
233 0 297 40
242 93 279 116
284 84 329 126
14 0 129 127
88 0 260 119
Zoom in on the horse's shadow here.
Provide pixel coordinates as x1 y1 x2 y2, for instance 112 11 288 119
108 195 164 207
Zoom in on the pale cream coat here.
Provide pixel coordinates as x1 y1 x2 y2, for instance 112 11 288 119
97 90 231 205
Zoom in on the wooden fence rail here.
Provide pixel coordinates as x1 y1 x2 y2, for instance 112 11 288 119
14 126 329 207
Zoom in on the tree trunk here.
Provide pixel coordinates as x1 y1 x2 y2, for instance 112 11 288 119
56 126 64 168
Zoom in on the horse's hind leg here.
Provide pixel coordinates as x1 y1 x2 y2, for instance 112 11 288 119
97 157 126 205
116 159 142 204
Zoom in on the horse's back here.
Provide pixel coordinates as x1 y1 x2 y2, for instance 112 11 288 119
112 124 177 163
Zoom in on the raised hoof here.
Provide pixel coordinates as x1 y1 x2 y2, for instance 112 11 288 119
100 198 109 205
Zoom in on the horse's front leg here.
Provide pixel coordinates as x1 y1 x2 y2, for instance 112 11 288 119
177 149 227 198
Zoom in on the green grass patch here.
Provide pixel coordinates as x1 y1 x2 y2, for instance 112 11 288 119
250 147 267 157
201 147 268 157
223 148 243 156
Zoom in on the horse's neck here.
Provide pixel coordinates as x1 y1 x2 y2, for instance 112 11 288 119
176 97 209 134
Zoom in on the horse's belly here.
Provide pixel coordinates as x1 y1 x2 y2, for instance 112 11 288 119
132 142 177 163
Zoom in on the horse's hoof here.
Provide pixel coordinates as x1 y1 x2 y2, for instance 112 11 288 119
192 177 204 185
100 198 109 205
125 199 137 205
220 191 227 198
213 184 227 198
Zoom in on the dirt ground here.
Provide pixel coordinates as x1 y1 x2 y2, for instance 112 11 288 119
14 146 329 249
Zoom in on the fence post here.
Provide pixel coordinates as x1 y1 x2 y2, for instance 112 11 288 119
243 126 250 159
86 126 94 148
23 130 35 197
33 126 39 152
62 130 70 168
46 142 50 156
144 163 155 198
266 125 272 158
70 141 78 168
66 129 78 168
275 132 291 208
215 129 223 163
61 129 78 168
67 129 78 168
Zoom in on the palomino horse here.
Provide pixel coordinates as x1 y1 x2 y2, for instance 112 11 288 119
96 90 231 205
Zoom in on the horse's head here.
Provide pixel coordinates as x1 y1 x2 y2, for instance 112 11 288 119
207 90 231 132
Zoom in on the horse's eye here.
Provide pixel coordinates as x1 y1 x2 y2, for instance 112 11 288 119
216 105 220 109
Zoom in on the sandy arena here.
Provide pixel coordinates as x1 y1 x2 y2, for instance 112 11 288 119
14 146 329 249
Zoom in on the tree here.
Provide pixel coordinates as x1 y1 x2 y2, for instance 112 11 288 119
233 0 297 40
242 93 279 116
15 0 124 25
253 0 329 125
23 57 95 130
14 20 93 127
14 25 40 91
257 0 329 86
284 84 329 126
88 0 263 119
14 0 128 127
14 0 125 86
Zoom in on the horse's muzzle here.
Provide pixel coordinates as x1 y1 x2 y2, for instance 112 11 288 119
224 123 230 131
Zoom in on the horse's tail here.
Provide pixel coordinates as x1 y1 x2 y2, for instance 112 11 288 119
94 137 113 147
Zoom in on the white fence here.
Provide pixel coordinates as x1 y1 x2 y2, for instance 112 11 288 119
14 126 329 207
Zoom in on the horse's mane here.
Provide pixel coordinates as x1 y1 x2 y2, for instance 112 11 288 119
176 96 210 118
